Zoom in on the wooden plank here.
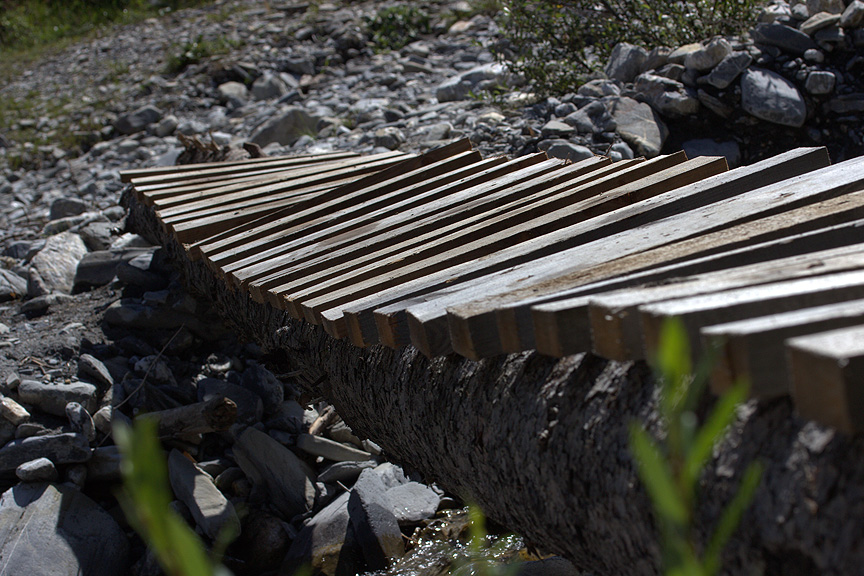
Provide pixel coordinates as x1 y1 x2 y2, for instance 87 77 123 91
590 245 864 361
703 298 864 399
389 147 834 357
528 224 864 358
210 150 514 277
786 324 864 434
287 153 713 333
190 139 477 260
120 150 358 183
241 155 609 300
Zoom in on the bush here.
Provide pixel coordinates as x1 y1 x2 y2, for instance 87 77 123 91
365 4 431 51
495 0 762 95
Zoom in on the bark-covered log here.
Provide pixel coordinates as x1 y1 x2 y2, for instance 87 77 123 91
124 188 864 575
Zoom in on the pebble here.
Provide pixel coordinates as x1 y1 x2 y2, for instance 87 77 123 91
0 394 30 425
16 456 59 482
0 269 27 302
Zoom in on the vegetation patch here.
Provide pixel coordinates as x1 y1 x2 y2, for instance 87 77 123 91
365 4 431 51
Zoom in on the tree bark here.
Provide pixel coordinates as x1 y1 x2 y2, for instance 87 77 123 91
124 188 864 575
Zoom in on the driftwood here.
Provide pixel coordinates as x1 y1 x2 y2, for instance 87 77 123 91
124 188 864 575
139 396 238 437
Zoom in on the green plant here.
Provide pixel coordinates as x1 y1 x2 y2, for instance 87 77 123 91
164 34 242 74
630 317 762 576
114 418 235 576
450 505 523 576
495 0 761 94
365 5 431 51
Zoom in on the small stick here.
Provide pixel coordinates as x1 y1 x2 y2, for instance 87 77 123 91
139 396 237 437
308 405 338 436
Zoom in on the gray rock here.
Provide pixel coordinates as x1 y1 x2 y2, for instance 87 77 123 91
86 446 122 482
373 462 408 489
610 97 668 158
373 127 405 150
792 2 811 19
424 122 452 141
841 0 864 28
265 399 305 433
682 138 742 168
0 420 14 446
436 63 512 102
541 140 594 163
20 293 73 316
236 510 292 573
297 433 373 462
703 51 753 89
282 56 316 76
386 481 441 524
218 81 249 107
576 79 620 98
697 88 734 118
240 364 284 414
27 231 89 296
801 11 842 34
114 104 162 135
154 114 178 137
751 23 817 54
282 492 365 576
168 449 239 540
77 353 114 389
604 42 648 83
74 249 149 291
814 24 845 45
806 70 836 94
318 460 377 484
0 482 128 574
808 0 844 14
250 106 322 147
540 120 575 138
683 38 732 71
0 268 27 302
133 355 175 386
49 197 88 221
741 67 807 127
92 406 114 436
251 73 290 100
66 402 96 442
233 427 316 519
643 46 672 72
667 43 702 65
0 395 30 425
77 220 115 251
16 457 58 482
18 380 98 416
564 100 616 134
826 94 864 113
198 378 263 424
116 251 167 291
634 73 700 117
610 141 635 161
0 433 91 473
348 469 404 570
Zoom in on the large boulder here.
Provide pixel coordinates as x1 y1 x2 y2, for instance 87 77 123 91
250 106 322 147
27 231 88 296
741 67 807 127
610 97 668 158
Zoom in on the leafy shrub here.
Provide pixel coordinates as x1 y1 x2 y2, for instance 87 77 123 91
495 0 762 94
366 4 431 51
164 34 241 74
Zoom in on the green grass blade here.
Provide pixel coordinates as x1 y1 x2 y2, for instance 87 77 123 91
629 424 688 526
703 462 763 576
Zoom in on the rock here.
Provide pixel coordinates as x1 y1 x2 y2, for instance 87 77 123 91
800 12 842 34
386 481 441 524
424 122 452 142
318 460 377 484
0 420 13 446
0 433 91 473
218 81 249 106
232 427 316 519
610 141 635 161
0 268 27 301
610 97 668 158
66 402 96 442
697 88 734 118
74 249 149 291
348 469 404 570
18 379 98 416
683 38 732 71
703 51 753 89
515 556 581 576
741 67 807 127
296 433 373 462
251 73 290 100
436 63 512 102
841 1 864 28
240 364 284 414
564 100 616 134
541 140 594 162
78 220 115 251
634 73 700 117
236 510 292 572
265 399 306 433
826 94 864 113
667 43 702 65
0 482 128 574
77 353 114 389
16 457 58 482
92 406 114 436
643 46 672 72
373 127 405 150
282 492 366 576
806 70 837 94
604 42 648 83
49 197 88 220
250 106 322 147
373 462 408 488
682 138 742 167
0 395 30 425
154 114 178 137
198 378 263 424
751 23 817 54
576 79 620 98
114 104 162 135
28 231 89 296
86 446 123 482
540 120 575 138
808 0 845 14
168 449 239 540
20 293 73 316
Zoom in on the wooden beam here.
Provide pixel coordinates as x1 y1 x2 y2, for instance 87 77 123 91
703 298 864 399
786 324 864 434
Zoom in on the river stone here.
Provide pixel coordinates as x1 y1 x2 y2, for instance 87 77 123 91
240 364 284 414
703 51 753 89
683 38 732 71
250 106 321 147
541 140 594 162
252 73 290 100
0 269 27 301
218 81 249 107
114 104 162 135
564 100 616 133
198 378 263 424
78 353 114 390
741 68 807 127
28 231 88 296
16 457 58 482
841 1 864 28
74 248 151 291
233 427 316 519
86 446 122 482
540 120 574 138
283 491 366 576
168 449 239 540
801 12 842 35
610 97 668 158
318 460 377 484
154 114 178 137
634 73 700 117
18 379 98 416
349 470 404 570
297 433 373 462
265 399 305 433
751 23 817 54
0 482 128 574
808 0 845 14
667 43 702 65
0 433 91 473
825 93 864 113
386 481 441 524
806 70 837 94
49 197 88 221
373 127 405 150
604 42 647 83
66 402 96 442
682 138 741 167
576 79 620 98
0 395 30 425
